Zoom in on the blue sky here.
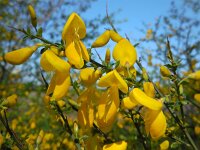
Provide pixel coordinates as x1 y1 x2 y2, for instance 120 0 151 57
84 0 172 39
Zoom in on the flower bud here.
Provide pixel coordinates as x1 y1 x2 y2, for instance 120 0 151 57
194 93 200 103
27 5 37 28
160 140 169 150
160 66 171 77
92 30 110 48
105 48 110 64
143 82 155 98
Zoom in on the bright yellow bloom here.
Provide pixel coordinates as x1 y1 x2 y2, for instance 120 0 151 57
57 100 66 108
113 38 137 67
46 71 71 100
130 88 162 110
96 86 119 133
62 12 89 68
143 82 155 98
62 13 86 43
2 94 18 108
103 141 127 150
98 70 128 93
110 30 123 43
194 94 200 103
188 70 200 80
4 45 39 65
160 140 169 150
143 109 166 140
92 30 110 48
27 5 37 27
80 68 101 86
121 97 138 109
160 66 171 77
40 50 71 73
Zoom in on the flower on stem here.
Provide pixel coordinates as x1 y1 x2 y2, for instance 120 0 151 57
160 66 171 77
160 140 169 150
40 49 71 100
113 38 137 67
130 88 162 110
62 12 89 69
98 70 128 93
143 108 167 140
79 68 101 87
4 44 40 65
103 141 127 150
27 5 37 28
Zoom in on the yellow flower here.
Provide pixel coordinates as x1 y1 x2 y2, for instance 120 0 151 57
96 86 119 133
40 50 71 73
98 70 128 93
27 5 37 28
46 71 71 100
92 30 110 48
130 88 162 110
160 66 171 77
160 140 169 150
36 130 45 145
143 82 155 98
57 100 66 108
80 68 101 86
121 97 138 109
113 38 137 67
188 70 200 80
62 12 89 69
4 44 39 65
103 141 127 150
143 109 167 140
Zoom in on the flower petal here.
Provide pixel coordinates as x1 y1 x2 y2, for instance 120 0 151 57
92 30 110 48
52 71 71 100
62 12 86 42
40 50 71 73
110 30 123 43
98 70 128 93
78 41 90 62
80 68 101 86
121 97 138 109
143 108 167 140
4 45 38 65
113 38 137 67
143 82 155 98
65 42 84 69
103 141 127 150
130 88 162 110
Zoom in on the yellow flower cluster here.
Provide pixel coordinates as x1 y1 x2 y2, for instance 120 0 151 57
1 10 169 149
